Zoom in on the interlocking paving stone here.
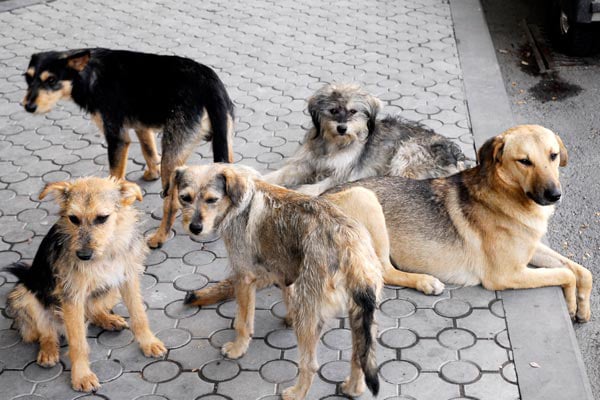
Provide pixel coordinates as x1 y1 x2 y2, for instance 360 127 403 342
0 0 517 397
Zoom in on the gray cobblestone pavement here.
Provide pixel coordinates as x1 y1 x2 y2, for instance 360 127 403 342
0 0 519 399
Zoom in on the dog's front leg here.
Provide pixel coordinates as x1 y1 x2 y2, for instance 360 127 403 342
62 300 100 392
222 274 256 359
119 275 166 357
483 266 578 319
530 243 593 322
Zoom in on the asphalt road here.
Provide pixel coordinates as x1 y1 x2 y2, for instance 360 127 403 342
483 0 600 395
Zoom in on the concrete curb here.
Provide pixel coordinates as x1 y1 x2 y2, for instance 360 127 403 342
0 0 53 13
449 1 594 399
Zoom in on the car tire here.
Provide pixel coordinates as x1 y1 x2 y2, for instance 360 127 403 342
548 0 600 56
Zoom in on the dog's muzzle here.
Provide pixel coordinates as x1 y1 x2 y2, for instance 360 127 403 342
76 248 93 261
24 101 37 113
337 124 348 135
189 221 203 235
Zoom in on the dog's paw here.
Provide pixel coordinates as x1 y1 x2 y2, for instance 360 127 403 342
142 167 161 181
146 233 164 249
576 305 591 323
141 338 167 358
221 340 249 359
417 276 445 295
341 376 366 397
95 314 128 331
71 370 101 392
282 386 301 400
37 348 60 367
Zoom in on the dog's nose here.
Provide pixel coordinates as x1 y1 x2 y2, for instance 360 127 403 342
189 222 203 235
24 102 37 113
76 249 93 260
337 124 347 135
544 187 562 203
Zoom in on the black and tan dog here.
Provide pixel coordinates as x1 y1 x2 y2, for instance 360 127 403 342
171 164 382 399
22 48 235 248
6 177 166 392
185 125 593 322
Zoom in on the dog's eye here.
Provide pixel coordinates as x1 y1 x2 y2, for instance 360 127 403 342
94 215 109 225
517 158 533 166
68 215 80 225
349 109 357 115
330 108 338 115
179 193 192 203
205 197 218 204
550 153 558 161
46 76 57 86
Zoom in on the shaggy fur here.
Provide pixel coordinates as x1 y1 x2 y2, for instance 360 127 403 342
171 164 382 399
6 177 166 392
264 83 467 195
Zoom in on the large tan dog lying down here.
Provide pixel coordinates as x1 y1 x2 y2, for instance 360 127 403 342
186 125 592 322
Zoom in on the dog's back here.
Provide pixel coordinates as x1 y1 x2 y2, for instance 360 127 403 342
366 116 467 179
71 49 234 128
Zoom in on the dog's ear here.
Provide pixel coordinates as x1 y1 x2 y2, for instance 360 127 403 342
119 180 143 206
477 135 505 168
221 167 246 206
39 181 71 201
366 95 382 135
66 50 91 72
168 166 187 206
555 134 568 167
307 95 321 137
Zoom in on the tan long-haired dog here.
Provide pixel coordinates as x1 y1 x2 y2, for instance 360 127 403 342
6 177 166 392
170 164 382 399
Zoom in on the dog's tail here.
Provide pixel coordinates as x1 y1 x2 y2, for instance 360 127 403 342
205 89 235 164
5 261 30 282
348 286 380 395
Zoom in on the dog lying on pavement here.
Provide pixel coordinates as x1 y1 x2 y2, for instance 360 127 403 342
171 164 382 399
264 83 467 195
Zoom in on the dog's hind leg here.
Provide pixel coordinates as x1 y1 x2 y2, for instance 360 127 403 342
8 285 60 367
326 187 444 295
135 128 161 181
185 278 235 306
87 289 128 331
105 124 131 180
222 273 256 359
283 305 321 400
205 101 234 163
530 243 593 322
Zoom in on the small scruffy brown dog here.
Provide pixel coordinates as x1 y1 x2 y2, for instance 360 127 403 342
6 177 166 392
171 164 383 399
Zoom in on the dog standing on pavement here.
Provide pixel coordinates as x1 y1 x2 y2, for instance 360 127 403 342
6 177 166 392
264 83 467 195
22 48 235 248
338 125 592 321
171 164 382 399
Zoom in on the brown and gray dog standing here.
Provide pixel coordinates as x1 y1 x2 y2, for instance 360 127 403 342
6 177 166 392
170 164 383 399
264 83 467 195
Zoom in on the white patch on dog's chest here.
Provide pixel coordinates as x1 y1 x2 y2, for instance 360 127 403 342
319 144 363 177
